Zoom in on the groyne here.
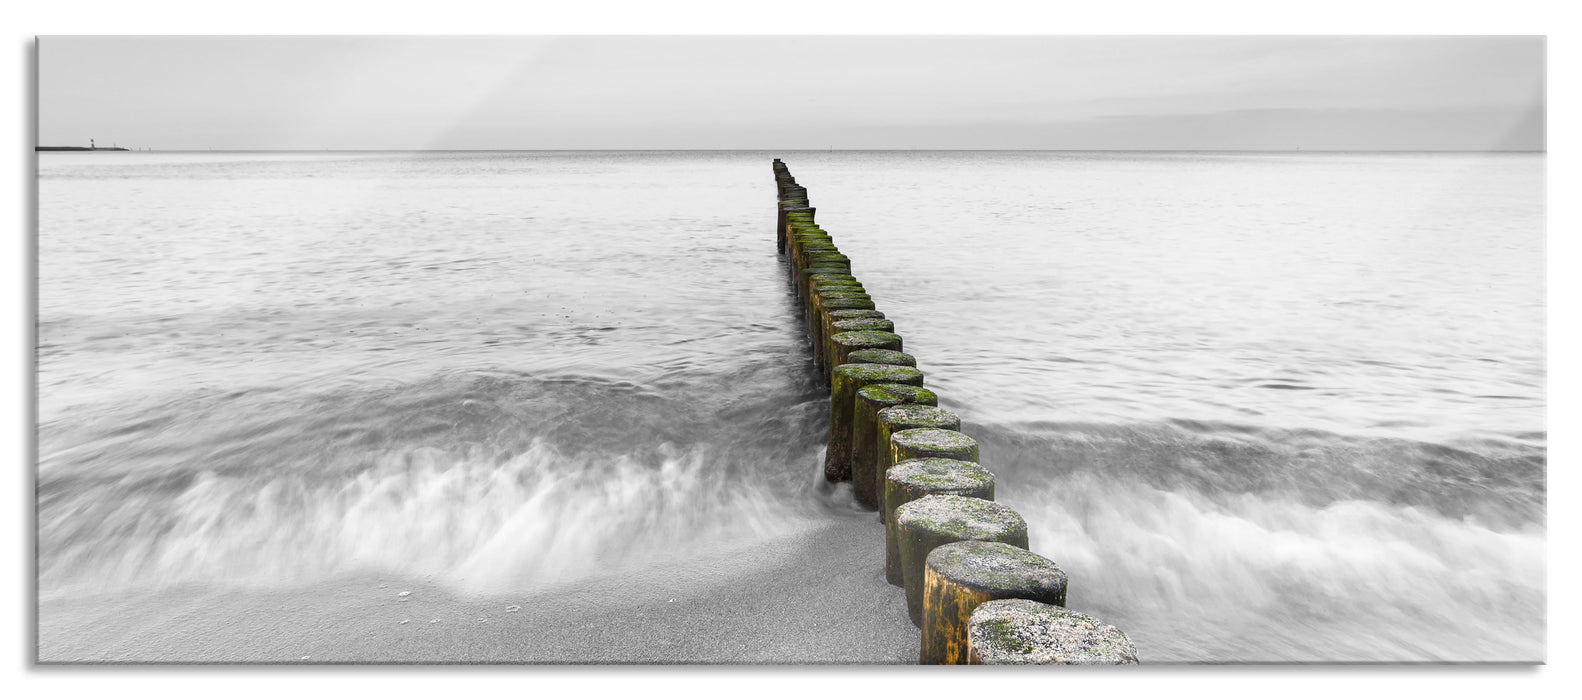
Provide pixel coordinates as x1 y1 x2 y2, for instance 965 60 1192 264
772 158 1140 666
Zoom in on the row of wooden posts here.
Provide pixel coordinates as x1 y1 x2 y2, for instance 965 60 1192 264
772 159 1140 666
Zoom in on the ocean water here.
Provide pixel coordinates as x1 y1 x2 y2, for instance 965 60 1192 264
36 150 1545 662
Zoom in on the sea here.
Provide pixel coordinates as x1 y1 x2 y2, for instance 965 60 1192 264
35 150 1545 662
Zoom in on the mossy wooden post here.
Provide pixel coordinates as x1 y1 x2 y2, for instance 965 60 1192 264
894 495 1027 626
781 207 814 254
823 308 890 368
808 281 867 338
817 306 880 366
921 540 1068 665
800 258 853 306
875 408 965 521
809 281 867 342
799 265 852 304
778 189 809 252
797 246 845 277
810 288 876 341
847 347 913 367
786 233 816 272
787 231 831 274
811 293 874 368
826 364 924 483
826 330 899 384
801 267 854 307
811 278 865 294
827 318 892 373
813 298 877 362
788 221 824 240
967 599 1140 665
882 457 994 586
797 251 844 288
800 249 846 276
803 294 879 375
850 384 938 510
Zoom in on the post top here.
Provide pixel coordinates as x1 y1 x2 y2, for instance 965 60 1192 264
894 494 1025 540
887 457 992 491
968 599 1139 665
878 405 961 431
925 540 1066 597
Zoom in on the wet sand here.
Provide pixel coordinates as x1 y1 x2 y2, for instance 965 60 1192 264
38 508 920 664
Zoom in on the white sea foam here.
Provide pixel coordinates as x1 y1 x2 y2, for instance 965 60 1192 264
41 439 816 597
1006 471 1545 662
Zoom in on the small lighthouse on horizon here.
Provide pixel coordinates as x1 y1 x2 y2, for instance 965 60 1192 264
90 139 95 149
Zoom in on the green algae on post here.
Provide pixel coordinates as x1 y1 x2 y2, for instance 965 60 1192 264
849 383 937 510
921 540 1067 665
819 306 888 368
824 314 889 365
889 427 978 470
817 297 876 313
810 293 878 367
826 330 901 383
829 309 885 322
846 348 913 367
967 599 1140 665
778 206 814 253
825 364 924 483
875 407 964 519
810 298 879 366
829 319 894 361
894 495 1028 627
810 282 867 309
811 278 864 289
799 265 853 297
831 317 893 334
808 273 859 285
882 457 994 586
809 283 863 306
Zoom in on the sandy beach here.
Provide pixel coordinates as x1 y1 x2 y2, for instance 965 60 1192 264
38 505 920 664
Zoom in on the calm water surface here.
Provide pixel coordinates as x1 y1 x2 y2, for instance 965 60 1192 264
36 150 1545 662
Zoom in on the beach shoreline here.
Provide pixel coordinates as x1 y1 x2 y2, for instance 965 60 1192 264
38 508 920 664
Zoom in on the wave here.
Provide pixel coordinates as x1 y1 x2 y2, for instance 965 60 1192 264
37 372 1546 660
40 439 822 597
38 369 832 596
971 419 1545 529
970 421 1546 661
1000 473 1544 661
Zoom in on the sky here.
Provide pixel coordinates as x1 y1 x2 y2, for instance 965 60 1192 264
38 35 1545 151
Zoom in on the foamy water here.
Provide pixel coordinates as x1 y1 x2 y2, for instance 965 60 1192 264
36 150 1544 661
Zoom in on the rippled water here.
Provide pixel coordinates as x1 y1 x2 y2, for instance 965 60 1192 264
36 150 1544 662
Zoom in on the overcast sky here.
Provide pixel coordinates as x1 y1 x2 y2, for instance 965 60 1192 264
37 35 1544 151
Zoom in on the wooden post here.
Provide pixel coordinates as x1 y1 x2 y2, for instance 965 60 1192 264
882 457 994 586
889 427 977 467
921 540 1067 664
850 384 937 509
824 330 896 382
894 495 1027 626
825 364 924 483
875 408 965 521
798 265 854 304
780 207 814 253
811 293 876 369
